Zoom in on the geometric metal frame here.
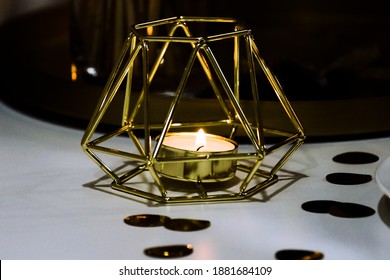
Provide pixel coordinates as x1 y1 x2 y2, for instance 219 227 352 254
81 16 305 204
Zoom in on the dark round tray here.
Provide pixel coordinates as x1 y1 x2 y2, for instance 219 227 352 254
1 2 390 142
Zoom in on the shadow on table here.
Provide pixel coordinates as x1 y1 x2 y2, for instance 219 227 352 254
82 161 308 206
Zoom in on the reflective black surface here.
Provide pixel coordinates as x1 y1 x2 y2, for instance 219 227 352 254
1 1 390 141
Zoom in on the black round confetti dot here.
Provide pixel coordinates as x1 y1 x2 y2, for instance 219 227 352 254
144 244 193 258
124 214 170 227
329 202 376 218
301 200 337 214
275 249 324 260
301 200 376 218
332 152 379 164
163 218 211 232
326 172 372 185
378 196 390 229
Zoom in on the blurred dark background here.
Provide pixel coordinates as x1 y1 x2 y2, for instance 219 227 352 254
1 0 389 140
68 0 390 100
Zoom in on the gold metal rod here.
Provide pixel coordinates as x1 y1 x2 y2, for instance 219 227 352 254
152 42 203 159
148 166 168 197
131 119 238 130
175 16 237 23
204 30 248 42
198 48 234 122
149 124 296 138
245 34 264 148
239 159 263 194
81 43 142 148
127 130 146 157
128 23 184 122
155 193 247 204
233 25 240 100
84 149 120 183
142 40 152 160
251 41 305 135
231 25 240 139
179 24 233 122
118 165 147 183
134 16 237 30
128 86 144 124
262 128 297 138
141 29 249 44
202 44 263 154
274 75 306 137
236 164 272 179
143 36 202 43
133 16 180 29
155 152 260 164
270 138 305 175
88 125 130 146
243 175 278 196
264 133 302 155
86 145 147 162
81 38 132 145
196 177 208 199
122 34 138 126
228 125 238 139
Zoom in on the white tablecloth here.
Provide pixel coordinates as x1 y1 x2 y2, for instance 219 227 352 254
1 101 390 260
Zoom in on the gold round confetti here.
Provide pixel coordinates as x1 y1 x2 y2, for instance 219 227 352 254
144 244 193 258
163 218 211 231
124 214 170 227
275 249 324 260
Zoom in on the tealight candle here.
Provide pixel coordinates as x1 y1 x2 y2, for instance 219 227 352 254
155 129 238 182
162 129 236 152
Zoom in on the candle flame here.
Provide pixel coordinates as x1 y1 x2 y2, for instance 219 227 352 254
195 129 206 151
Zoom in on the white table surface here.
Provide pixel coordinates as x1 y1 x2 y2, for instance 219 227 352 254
1 100 390 260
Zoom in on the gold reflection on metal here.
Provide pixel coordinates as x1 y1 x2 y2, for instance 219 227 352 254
302 251 324 260
163 218 211 231
155 132 238 182
70 63 77 81
124 214 170 227
144 244 194 258
81 16 305 203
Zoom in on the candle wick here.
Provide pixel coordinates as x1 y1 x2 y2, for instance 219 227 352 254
196 145 204 151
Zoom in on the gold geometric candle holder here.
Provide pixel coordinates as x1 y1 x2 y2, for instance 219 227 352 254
81 16 305 204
